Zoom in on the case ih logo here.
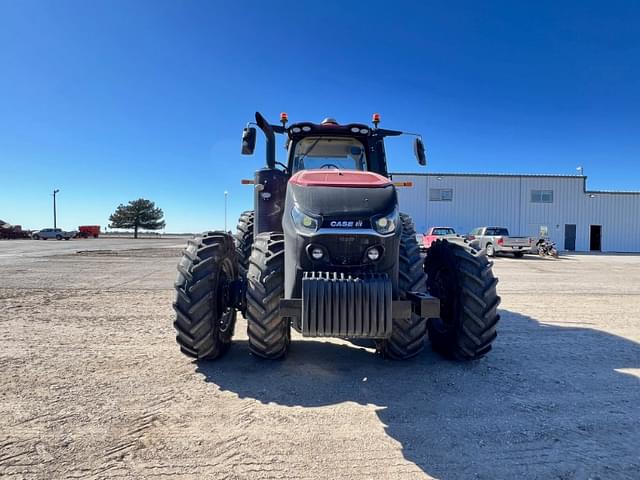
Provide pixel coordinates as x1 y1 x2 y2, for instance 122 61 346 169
329 220 364 228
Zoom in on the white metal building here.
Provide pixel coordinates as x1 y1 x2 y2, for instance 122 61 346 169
392 173 640 252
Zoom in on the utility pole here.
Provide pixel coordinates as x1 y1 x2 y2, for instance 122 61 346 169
224 191 229 232
52 189 60 228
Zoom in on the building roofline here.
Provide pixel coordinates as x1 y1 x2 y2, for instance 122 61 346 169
583 190 640 195
391 172 586 179
391 172 640 195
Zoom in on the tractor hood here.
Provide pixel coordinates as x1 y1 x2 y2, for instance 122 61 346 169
286 170 397 227
289 170 391 188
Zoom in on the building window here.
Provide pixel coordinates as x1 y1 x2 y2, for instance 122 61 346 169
430 188 453 201
531 190 553 203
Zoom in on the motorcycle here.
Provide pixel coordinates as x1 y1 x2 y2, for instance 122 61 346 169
536 238 559 258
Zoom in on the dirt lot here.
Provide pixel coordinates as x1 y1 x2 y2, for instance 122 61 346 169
1 239 638 479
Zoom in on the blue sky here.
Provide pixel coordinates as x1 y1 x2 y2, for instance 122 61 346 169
1 0 639 232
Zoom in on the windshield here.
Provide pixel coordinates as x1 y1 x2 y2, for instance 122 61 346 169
292 137 366 172
432 228 455 235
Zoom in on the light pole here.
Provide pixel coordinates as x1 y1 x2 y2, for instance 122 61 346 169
52 189 60 228
224 191 228 232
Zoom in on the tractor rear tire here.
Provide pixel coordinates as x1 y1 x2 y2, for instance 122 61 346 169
424 239 501 360
246 232 290 359
173 232 238 360
234 210 254 278
377 213 428 360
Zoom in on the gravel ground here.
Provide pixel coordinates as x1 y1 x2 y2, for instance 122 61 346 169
0 240 638 479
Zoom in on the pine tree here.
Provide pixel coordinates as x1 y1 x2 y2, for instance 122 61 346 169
109 198 165 238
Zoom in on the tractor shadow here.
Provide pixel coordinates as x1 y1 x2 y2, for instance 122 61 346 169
195 310 639 479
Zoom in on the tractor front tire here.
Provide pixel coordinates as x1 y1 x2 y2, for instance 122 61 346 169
246 232 290 359
377 213 428 360
173 232 238 360
234 210 254 278
425 239 501 360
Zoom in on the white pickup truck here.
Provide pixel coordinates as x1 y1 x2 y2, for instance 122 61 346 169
31 228 74 240
467 227 533 258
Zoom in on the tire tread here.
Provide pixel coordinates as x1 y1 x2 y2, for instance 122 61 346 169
246 232 290 359
425 239 501 360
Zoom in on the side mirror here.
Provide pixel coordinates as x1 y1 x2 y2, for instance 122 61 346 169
414 137 426 166
241 127 257 155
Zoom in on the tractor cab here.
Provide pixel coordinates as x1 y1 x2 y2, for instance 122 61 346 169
242 112 426 177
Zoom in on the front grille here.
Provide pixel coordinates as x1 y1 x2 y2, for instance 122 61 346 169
315 234 377 265
301 272 392 338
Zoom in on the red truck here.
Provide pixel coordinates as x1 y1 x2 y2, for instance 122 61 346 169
421 226 459 251
76 225 101 238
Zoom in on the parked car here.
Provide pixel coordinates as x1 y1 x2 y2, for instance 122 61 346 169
467 227 533 258
421 226 460 251
32 228 73 240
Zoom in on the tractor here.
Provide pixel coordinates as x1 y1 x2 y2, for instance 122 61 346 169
173 112 500 361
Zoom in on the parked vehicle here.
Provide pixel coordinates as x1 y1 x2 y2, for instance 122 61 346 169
172 112 500 362
421 226 460 251
76 225 101 238
467 226 533 258
536 238 559 258
32 228 73 240
0 220 30 239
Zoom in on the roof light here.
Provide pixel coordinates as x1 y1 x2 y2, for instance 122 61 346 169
351 127 360 133
291 127 301 133
321 117 338 125
359 128 369 134
302 126 311 132
372 113 381 127
280 112 288 126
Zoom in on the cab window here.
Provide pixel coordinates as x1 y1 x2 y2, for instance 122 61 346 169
292 137 366 173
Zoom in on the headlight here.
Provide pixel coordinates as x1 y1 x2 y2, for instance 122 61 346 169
291 205 321 232
372 208 399 235
366 246 381 261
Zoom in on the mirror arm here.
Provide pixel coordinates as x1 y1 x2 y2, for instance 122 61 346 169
400 131 423 140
